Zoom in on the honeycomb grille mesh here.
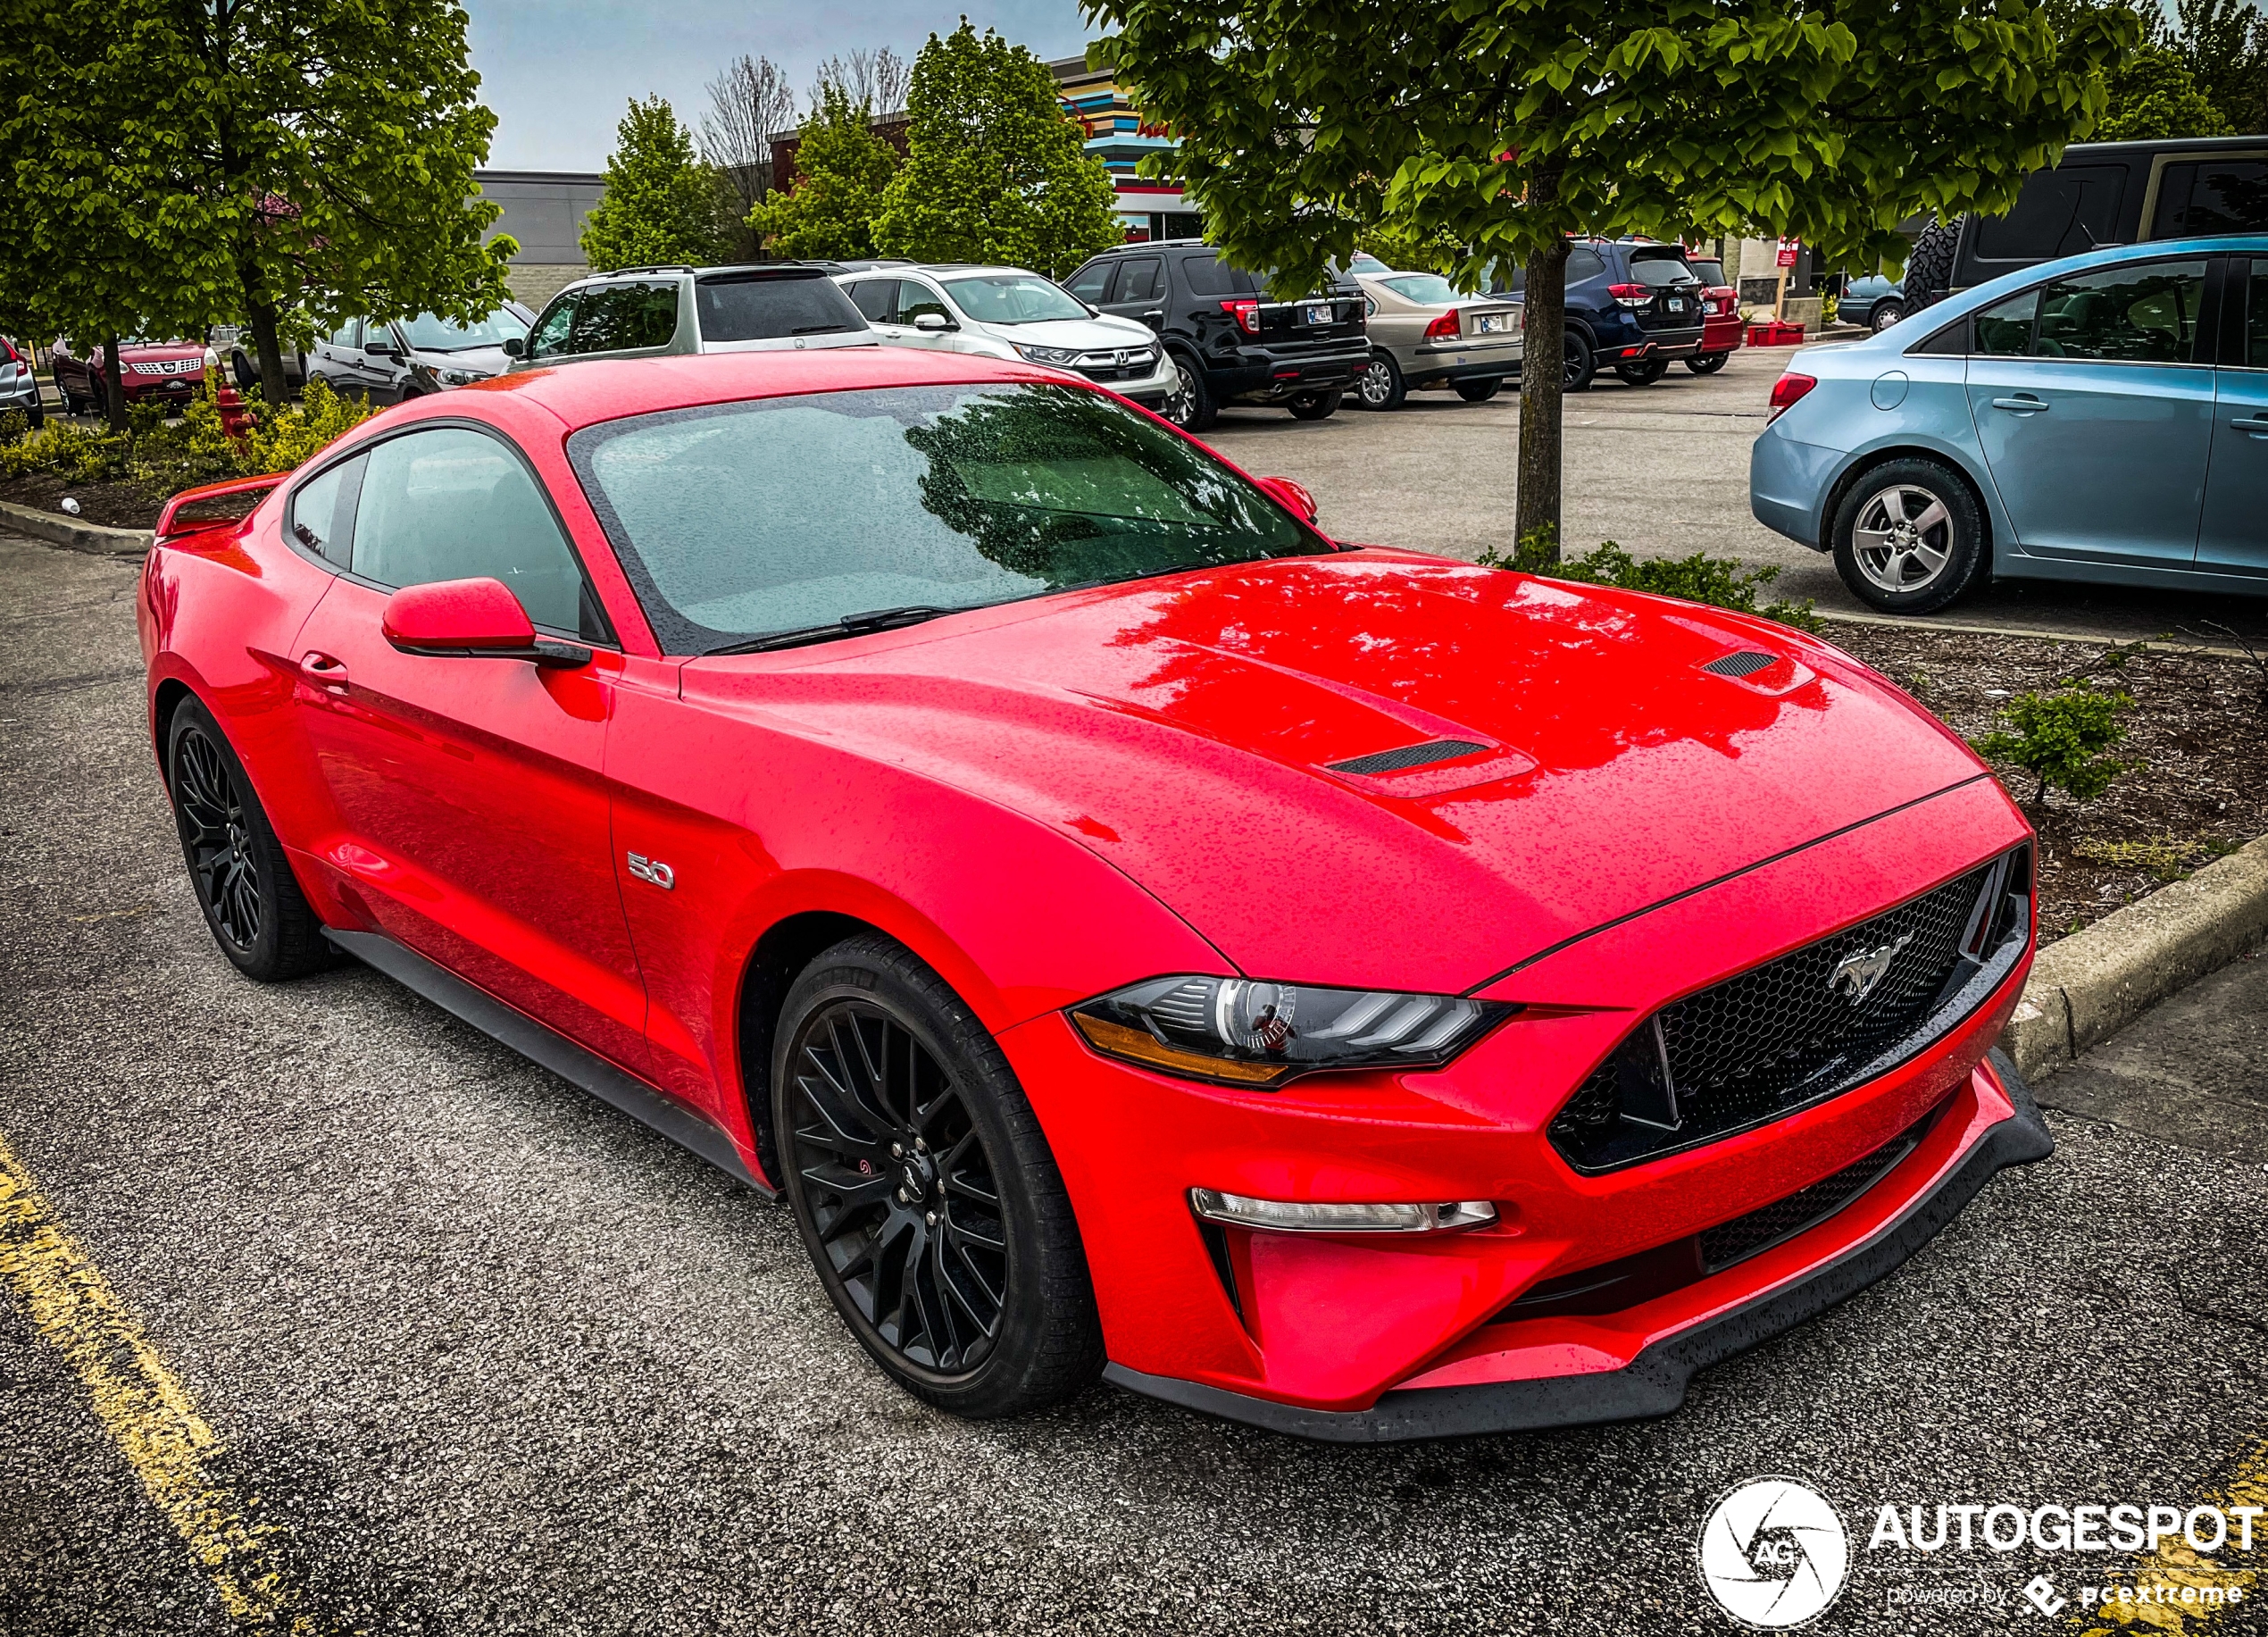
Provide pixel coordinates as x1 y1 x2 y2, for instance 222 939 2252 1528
1703 650 1779 679
1696 1122 1923 1271
1327 739 1488 777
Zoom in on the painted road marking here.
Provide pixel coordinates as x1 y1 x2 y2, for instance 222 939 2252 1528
0 1130 342 1634
2072 1436 2267 1635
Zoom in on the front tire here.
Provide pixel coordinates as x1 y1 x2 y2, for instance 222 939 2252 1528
1870 300 1905 333
1563 329 1596 393
1685 352 1729 375
1454 378 1502 403
166 699 332 981
1614 357 1667 386
1355 352 1405 410
1159 356 1216 433
1830 457 1986 615
774 935 1104 1420
1286 388 1341 421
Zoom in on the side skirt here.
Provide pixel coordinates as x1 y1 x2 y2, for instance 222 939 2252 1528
323 928 771 1197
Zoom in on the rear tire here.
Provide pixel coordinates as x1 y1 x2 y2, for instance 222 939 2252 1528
1830 456 1986 615
1563 329 1596 393
1159 356 1215 433
166 698 332 981
1286 389 1341 421
1614 357 1667 386
1902 220 1962 316
1355 352 1405 410
774 935 1105 1420
1685 352 1729 375
1870 300 1905 333
1454 378 1502 403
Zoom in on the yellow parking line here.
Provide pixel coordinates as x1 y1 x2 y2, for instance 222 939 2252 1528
0 1131 343 1634
2072 1436 2268 1635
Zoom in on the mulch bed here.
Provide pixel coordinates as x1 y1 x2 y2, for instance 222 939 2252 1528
1822 621 2268 938
0 472 174 530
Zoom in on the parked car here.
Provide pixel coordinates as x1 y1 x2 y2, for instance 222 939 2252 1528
1751 235 2266 615
1349 271 1523 408
141 342 2046 1441
1839 274 1907 333
511 265 876 372
309 305 534 404
1 335 45 428
1062 240 1369 430
1680 255 1746 372
53 338 211 416
1493 238 1708 390
1902 135 2268 313
838 264 1178 411
225 337 310 393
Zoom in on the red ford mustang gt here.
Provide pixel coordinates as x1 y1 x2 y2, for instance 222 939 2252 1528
138 347 2046 1441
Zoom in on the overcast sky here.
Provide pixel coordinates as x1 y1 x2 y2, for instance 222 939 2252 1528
469 0 1095 171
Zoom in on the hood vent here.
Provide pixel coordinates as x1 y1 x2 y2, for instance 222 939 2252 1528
1327 739 1488 777
1702 650 1780 679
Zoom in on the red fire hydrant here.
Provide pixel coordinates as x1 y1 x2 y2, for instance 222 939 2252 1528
213 384 255 446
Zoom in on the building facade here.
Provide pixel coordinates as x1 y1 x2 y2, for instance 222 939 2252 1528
473 170 606 306
1049 55 1200 243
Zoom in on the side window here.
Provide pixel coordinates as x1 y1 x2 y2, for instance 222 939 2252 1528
846 280 900 323
287 454 364 566
526 296 576 360
2032 259 2207 363
326 321 360 349
1064 262 1113 303
896 281 951 325
2152 161 2268 238
1565 247 1606 284
2247 262 2268 369
349 427 604 639
1973 289 2038 355
1115 258 1163 303
569 281 680 355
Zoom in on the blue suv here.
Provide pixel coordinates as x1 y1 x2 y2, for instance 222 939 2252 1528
1492 238 1708 390
1750 237 2268 614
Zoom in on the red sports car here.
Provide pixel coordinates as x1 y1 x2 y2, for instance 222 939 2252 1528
138 347 2046 1440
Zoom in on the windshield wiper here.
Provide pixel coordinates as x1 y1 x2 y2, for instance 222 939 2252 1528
791 323 855 335
703 605 962 656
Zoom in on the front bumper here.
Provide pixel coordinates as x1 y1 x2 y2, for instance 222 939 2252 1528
1108 1050 2049 1441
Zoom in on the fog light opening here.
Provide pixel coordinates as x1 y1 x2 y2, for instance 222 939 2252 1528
1188 1188 1496 1233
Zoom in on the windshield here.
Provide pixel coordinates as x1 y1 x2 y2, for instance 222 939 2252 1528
568 382 1328 654
1379 273 1465 305
943 275 1088 325
1629 251 1700 287
1686 260 1724 286
398 309 529 351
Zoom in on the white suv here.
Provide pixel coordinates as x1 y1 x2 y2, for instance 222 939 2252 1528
837 264 1179 410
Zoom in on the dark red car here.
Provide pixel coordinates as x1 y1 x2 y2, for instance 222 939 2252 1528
138 347 2046 1439
1685 255 1745 374
54 337 210 415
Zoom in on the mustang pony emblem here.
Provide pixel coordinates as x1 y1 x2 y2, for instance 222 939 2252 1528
1827 932 1914 1002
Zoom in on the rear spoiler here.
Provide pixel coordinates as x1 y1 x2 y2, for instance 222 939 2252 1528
154 473 285 544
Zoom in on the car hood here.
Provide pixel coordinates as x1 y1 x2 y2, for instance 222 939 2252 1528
987 316 1156 352
684 551 1988 993
410 344 514 377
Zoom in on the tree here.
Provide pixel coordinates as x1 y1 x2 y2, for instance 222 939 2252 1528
747 85 902 260
873 23 1123 276
2160 0 2268 132
581 96 727 272
813 47 912 119
2097 40 2230 138
1088 0 2135 560
702 54 797 261
0 0 514 408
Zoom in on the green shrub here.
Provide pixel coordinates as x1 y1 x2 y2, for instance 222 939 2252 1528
239 376 378 475
1478 528 1823 632
0 419 130 484
1972 683 2133 807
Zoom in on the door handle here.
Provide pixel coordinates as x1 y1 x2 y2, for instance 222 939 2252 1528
1991 396 2049 413
298 651 349 695
2230 416 2268 435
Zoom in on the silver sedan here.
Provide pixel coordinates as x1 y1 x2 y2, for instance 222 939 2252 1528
1352 271 1524 409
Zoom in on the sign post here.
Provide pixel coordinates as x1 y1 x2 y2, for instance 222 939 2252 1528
1774 238 1800 321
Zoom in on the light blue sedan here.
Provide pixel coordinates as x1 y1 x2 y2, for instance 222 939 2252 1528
1751 235 2266 614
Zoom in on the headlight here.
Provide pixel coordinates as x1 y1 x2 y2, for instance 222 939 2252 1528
438 369 487 386
1011 342 1082 366
1069 975 1514 1088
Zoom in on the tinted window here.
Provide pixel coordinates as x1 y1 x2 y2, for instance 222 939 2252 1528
896 282 951 325
526 296 575 360
1628 249 1698 286
1181 254 1256 297
1113 259 1163 304
1565 246 1606 283
1972 165 2126 266
1974 289 2038 355
846 280 900 323
2249 263 2268 369
571 282 680 354
1687 260 1725 286
2152 161 2268 237
350 428 602 638
1064 262 1113 302
696 273 866 342
2033 260 2205 363
568 383 1327 653
288 455 363 566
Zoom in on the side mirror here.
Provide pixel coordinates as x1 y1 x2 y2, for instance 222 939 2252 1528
1255 475 1320 525
912 312 952 332
381 578 589 665
363 340 399 360
502 336 525 357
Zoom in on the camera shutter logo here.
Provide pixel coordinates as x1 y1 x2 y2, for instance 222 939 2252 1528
1698 1477 1850 1628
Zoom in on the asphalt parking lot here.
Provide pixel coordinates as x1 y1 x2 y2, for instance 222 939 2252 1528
3 462 2266 1632
1205 343 2268 649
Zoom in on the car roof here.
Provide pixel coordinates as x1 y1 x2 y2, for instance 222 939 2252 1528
463 346 1083 431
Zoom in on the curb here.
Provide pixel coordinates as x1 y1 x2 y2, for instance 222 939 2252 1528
2002 831 2268 1080
1814 607 2259 664
0 498 153 556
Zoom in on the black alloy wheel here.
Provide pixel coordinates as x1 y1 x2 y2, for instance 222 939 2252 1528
1356 351 1405 410
1685 352 1729 375
166 699 331 981
1454 378 1502 402
1562 328 1596 393
1614 356 1668 386
1286 388 1341 421
775 936 1103 1418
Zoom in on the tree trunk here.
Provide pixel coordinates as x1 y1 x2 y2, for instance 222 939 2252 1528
1513 232 1571 566
248 298 288 404
101 331 129 432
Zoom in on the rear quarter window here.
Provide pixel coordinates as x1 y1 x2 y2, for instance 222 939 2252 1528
1180 254 1256 297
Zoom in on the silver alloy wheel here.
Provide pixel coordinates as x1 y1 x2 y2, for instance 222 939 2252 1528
1852 483 1953 592
1160 373 1197 427
1357 356 1395 407
1871 302 1903 332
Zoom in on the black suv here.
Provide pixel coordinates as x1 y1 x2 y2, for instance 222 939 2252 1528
1489 238 1707 391
1062 241 1369 430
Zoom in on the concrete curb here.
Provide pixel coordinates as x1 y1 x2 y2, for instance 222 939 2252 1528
2002 831 2268 1080
0 498 153 556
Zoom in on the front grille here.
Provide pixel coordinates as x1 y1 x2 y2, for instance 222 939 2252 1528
1548 848 2029 1173
1328 739 1487 777
1073 351 1157 383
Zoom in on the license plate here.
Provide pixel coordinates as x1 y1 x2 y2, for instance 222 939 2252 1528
1668 297 1686 313
1301 302 1331 325
1477 314 1510 334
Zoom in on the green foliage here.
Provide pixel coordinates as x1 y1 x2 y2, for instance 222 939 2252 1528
1972 683 2133 806
1 418 129 484
872 23 1123 277
2097 41 2231 138
748 86 902 260
1477 530 1823 631
1352 221 1473 279
238 377 379 476
580 96 727 272
2155 0 2268 134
